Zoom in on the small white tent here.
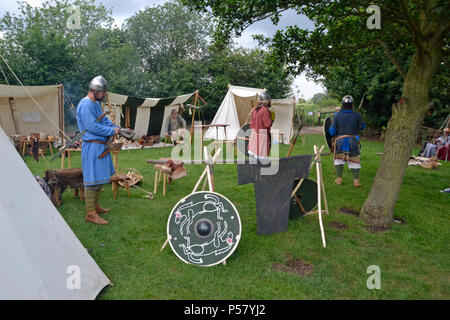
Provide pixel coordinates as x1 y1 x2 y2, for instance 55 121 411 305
204 85 296 144
0 125 110 299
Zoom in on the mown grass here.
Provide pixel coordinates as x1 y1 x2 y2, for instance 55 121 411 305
24 133 449 300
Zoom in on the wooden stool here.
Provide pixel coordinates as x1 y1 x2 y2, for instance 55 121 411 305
153 164 172 196
111 175 131 200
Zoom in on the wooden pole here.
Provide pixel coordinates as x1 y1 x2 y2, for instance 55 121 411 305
190 90 199 140
192 148 222 193
201 176 208 191
192 168 208 193
318 150 329 215
8 98 19 134
112 150 119 172
160 235 171 252
61 145 65 169
56 85 64 143
203 147 213 192
314 145 326 248
154 170 159 194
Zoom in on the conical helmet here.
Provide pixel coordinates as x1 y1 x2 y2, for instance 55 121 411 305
89 76 108 92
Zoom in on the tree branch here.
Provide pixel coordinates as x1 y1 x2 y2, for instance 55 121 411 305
377 39 406 80
399 0 425 53
233 7 293 37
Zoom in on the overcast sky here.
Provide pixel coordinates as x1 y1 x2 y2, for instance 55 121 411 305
0 0 324 99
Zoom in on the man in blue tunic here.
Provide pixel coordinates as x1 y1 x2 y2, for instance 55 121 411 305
329 95 366 187
77 76 134 225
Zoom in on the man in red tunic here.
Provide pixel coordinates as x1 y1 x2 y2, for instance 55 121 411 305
248 91 273 158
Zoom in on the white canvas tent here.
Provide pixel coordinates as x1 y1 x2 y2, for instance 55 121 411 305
0 125 110 299
0 84 64 138
204 85 296 144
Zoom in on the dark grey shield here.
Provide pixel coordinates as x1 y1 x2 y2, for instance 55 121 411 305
167 191 241 267
289 178 318 218
323 116 333 152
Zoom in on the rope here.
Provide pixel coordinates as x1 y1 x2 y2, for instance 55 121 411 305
63 89 77 117
0 62 10 85
0 53 70 140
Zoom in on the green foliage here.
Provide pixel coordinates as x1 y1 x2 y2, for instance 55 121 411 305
124 0 211 75
123 1 293 120
310 92 326 105
182 0 449 123
322 45 448 129
0 0 293 126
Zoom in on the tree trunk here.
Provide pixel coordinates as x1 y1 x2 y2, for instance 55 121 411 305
360 37 443 230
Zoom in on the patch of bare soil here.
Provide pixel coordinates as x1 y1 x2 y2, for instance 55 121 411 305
329 221 347 229
272 254 313 276
301 126 323 135
366 225 391 233
339 207 359 216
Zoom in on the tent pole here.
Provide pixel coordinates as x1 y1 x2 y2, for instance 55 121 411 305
190 90 199 140
8 97 19 134
314 145 326 248
59 85 64 142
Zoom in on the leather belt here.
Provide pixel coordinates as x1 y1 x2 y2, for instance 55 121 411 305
84 140 106 145
84 140 110 159
335 135 356 141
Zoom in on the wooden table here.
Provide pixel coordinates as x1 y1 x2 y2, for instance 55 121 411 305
20 139 54 157
194 124 230 151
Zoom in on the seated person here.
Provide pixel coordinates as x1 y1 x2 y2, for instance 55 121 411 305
436 128 450 161
420 128 450 158
165 108 188 143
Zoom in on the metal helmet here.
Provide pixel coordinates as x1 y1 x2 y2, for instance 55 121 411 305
341 95 354 109
89 76 108 92
257 91 271 105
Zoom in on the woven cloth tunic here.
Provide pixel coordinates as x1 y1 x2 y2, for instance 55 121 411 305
76 97 118 186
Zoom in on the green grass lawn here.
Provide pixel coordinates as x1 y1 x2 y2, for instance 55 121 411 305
25 134 449 299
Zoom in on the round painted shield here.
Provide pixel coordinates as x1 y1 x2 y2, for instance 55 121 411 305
167 191 241 267
289 178 318 219
323 116 334 152
236 123 250 158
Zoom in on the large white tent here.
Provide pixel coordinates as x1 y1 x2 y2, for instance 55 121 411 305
0 125 110 299
0 84 64 138
204 85 296 144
